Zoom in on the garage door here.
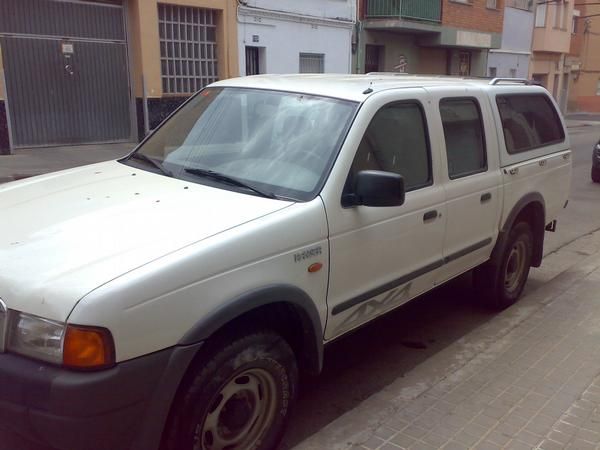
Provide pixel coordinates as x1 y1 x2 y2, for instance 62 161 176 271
0 0 132 147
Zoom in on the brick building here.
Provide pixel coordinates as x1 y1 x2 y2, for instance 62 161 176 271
354 0 504 76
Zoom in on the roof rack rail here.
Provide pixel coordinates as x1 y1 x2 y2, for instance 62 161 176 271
366 72 412 76
489 78 534 85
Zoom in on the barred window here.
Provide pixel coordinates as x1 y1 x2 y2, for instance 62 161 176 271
299 53 325 73
158 4 218 95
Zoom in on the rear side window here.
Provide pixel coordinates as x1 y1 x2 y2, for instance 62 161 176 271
440 98 487 179
496 94 565 154
348 102 431 191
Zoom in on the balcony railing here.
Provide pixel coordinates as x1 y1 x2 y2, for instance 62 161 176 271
366 0 442 22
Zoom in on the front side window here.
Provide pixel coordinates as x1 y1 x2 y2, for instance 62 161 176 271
347 102 431 192
440 98 487 179
126 88 357 201
496 94 565 153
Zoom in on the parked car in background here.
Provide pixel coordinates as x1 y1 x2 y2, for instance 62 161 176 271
593 138 600 183
0 75 571 450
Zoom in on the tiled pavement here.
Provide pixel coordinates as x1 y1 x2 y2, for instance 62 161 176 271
293 230 600 450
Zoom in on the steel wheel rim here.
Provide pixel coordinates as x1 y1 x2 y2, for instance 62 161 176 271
194 368 278 450
504 240 527 294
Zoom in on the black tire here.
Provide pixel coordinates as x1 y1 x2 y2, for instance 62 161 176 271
163 331 298 450
592 166 600 183
474 222 533 310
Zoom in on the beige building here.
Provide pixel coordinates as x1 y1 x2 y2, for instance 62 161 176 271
529 0 575 112
128 0 239 131
0 0 239 153
568 5 600 112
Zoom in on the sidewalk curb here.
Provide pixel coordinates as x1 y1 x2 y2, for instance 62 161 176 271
0 174 39 184
292 229 600 450
566 122 600 129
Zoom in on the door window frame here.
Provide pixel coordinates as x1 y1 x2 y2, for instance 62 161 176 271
439 96 488 180
342 99 434 205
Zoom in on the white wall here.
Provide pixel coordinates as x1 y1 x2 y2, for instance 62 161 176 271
237 1 354 76
487 52 530 78
244 0 354 21
486 6 533 79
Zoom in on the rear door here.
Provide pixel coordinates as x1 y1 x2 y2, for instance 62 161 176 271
426 87 502 282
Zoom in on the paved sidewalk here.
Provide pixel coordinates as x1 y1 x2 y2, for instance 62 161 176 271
0 142 135 184
292 230 600 450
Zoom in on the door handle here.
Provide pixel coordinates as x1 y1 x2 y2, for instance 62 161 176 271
480 192 492 203
423 210 438 222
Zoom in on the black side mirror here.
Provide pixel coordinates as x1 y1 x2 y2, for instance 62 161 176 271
343 170 405 207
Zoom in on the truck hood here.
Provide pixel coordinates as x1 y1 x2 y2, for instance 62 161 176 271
0 161 292 321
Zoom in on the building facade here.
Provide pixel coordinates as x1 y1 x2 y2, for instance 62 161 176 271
355 0 503 77
529 0 575 112
568 4 600 112
237 0 355 76
487 0 533 79
0 0 239 154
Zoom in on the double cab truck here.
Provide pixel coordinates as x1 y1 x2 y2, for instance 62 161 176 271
0 75 571 450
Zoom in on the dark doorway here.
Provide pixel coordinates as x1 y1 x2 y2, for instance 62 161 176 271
365 45 383 74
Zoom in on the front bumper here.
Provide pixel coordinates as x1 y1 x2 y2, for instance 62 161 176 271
0 343 202 450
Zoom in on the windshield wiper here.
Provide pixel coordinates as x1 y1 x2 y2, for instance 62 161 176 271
184 168 277 199
129 153 173 177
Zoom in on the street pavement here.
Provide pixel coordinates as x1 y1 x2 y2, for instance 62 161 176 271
288 229 600 450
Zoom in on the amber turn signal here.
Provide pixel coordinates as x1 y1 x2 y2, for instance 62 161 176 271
308 262 323 273
63 325 115 370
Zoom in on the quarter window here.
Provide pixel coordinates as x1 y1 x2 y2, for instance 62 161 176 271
348 102 431 192
440 98 487 179
496 95 565 153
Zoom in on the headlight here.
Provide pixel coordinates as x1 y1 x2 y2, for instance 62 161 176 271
6 310 115 369
7 311 64 364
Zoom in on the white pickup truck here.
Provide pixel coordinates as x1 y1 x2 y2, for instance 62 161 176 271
0 75 571 450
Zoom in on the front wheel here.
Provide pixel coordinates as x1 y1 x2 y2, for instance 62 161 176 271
163 331 298 450
475 222 533 310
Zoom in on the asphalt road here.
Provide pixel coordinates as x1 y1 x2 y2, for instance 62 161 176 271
1 126 600 450
544 125 600 255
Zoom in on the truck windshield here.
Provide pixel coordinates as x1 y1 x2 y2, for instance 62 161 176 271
124 87 358 201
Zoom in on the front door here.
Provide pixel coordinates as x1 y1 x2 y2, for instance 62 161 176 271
245 46 260 76
323 91 446 339
365 45 383 74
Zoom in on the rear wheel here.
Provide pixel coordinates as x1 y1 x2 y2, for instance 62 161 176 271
592 166 600 183
163 331 298 450
475 222 533 310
